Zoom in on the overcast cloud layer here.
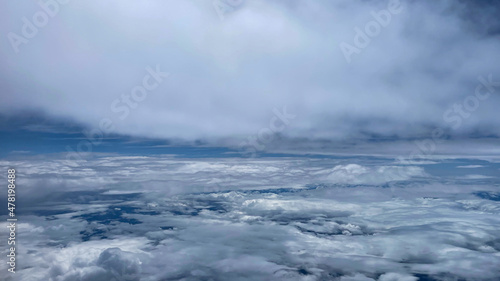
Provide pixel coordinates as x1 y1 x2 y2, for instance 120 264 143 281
1 0 500 144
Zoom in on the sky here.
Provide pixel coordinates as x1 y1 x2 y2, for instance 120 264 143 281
1 1 500 281
1 0 500 154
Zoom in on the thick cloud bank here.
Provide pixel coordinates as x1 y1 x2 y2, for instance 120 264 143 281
1 154 500 280
1 0 500 143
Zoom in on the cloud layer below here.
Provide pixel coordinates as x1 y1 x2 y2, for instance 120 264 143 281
1 154 500 280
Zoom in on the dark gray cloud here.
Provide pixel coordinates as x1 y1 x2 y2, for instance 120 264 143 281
1 0 499 145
